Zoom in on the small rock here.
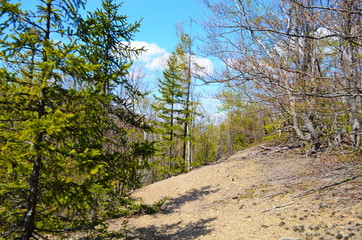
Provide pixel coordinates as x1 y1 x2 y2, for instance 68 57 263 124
279 238 301 240
305 234 313 240
293 225 305 233
336 233 343 239
279 221 286 227
328 223 337 228
317 223 328 229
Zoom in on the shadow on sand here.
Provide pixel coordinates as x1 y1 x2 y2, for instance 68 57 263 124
125 185 219 239
162 185 220 213
125 217 217 240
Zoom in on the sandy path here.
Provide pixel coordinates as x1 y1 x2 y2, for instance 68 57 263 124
110 147 362 240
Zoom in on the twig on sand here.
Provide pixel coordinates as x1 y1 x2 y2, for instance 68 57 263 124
262 202 295 213
292 174 361 199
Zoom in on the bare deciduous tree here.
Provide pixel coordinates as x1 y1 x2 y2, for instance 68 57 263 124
201 0 361 152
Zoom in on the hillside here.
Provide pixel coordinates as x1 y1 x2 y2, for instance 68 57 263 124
110 147 361 240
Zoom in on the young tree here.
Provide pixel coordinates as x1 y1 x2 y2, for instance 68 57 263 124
77 0 154 198
0 0 154 238
192 116 219 166
218 84 271 150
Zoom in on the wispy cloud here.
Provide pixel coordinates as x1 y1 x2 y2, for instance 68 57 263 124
192 56 214 76
128 41 214 75
129 41 169 70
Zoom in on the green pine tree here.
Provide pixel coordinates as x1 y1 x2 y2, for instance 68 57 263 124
153 52 186 178
152 32 199 178
77 0 154 199
0 0 154 238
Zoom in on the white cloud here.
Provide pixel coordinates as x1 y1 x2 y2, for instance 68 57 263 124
145 53 169 70
192 56 214 76
131 41 166 60
128 41 214 75
128 41 169 70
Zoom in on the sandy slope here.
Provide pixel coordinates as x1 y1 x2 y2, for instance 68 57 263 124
110 147 362 240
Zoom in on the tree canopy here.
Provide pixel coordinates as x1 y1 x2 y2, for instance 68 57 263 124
0 0 154 238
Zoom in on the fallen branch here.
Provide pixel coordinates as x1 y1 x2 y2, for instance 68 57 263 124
292 174 361 199
259 143 302 154
262 202 295 213
256 191 288 204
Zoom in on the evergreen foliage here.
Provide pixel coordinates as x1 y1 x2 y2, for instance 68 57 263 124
153 51 187 178
152 33 199 179
0 0 154 238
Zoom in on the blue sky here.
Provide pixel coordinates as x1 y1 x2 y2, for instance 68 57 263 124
19 0 206 52
18 0 222 119
81 0 207 53
114 0 220 117
121 0 206 52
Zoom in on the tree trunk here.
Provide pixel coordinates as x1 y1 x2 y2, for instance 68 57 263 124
23 154 42 239
23 89 46 239
22 2 52 237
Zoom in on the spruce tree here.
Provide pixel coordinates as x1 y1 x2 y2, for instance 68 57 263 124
76 0 154 199
153 33 199 177
153 52 186 177
0 0 154 238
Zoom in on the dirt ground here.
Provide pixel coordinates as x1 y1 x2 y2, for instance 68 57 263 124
109 147 361 240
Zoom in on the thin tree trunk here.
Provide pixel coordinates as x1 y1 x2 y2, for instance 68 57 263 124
23 148 42 239
22 2 52 237
183 35 192 171
23 89 46 239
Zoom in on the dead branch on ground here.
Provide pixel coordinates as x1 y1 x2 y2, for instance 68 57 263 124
292 175 361 199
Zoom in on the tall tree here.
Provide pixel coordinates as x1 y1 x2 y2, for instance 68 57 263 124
177 32 194 171
152 31 200 178
201 0 361 153
153 51 186 177
0 0 154 238
77 0 154 198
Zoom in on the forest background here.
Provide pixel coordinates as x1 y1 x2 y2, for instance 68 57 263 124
0 0 360 239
